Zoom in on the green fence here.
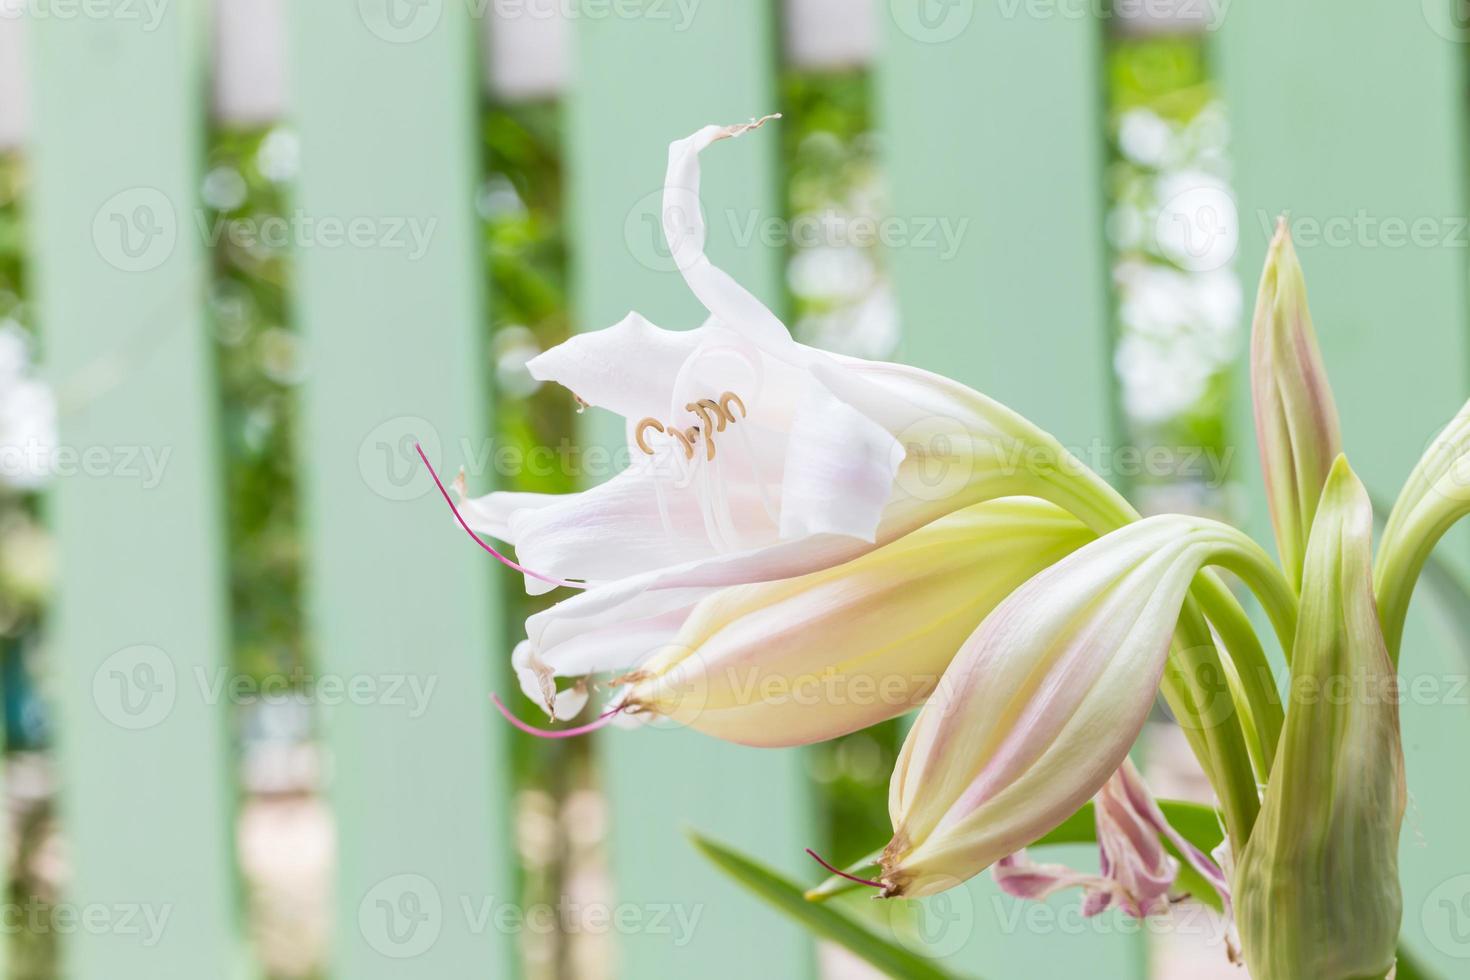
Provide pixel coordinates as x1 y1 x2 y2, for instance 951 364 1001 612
2 1 1469 978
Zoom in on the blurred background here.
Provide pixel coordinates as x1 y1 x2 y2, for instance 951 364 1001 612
0 1 1468 978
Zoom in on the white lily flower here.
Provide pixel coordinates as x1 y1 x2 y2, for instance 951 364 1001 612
450 117 1131 716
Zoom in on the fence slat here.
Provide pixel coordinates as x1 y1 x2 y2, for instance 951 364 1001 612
286 4 514 976
1217 6 1470 973
876 5 1146 976
566 4 817 977
24 3 243 977
0 13 26 151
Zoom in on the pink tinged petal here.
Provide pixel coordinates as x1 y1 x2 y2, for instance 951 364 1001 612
1093 763 1182 918
993 762 1228 921
1110 760 1231 913
994 852 1118 909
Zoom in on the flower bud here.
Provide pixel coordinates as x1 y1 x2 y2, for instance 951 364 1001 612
881 515 1274 898
618 498 1093 747
1235 457 1404 980
1251 217 1343 591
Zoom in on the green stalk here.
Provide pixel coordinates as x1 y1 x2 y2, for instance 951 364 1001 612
1375 500 1465 665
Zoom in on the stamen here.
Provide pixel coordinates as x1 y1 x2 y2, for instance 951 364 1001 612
415 443 584 591
634 391 744 460
720 391 746 421
491 693 623 740
635 417 665 455
804 848 884 890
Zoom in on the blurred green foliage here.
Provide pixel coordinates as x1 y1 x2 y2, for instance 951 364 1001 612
1104 35 1238 504
203 129 308 685
0 154 44 639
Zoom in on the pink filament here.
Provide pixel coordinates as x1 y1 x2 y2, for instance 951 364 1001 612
805 848 884 889
490 693 622 740
415 443 583 591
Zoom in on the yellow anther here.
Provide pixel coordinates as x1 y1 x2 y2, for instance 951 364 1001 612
720 391 747 421
639 391 744 462
698 398 730 430
635 418 665 455
669 427 696 460
686 401 717 433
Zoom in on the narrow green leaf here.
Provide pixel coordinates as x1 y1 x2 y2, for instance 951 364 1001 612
688 831 966 980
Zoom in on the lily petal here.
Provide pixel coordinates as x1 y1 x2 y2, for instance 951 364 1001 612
526 311 712 421
663 115 793 351
996 760 1229 919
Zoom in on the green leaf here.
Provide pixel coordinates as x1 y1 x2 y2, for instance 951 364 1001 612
688 831 967 980
804 798 1227 911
